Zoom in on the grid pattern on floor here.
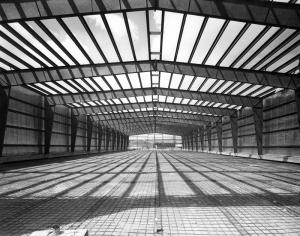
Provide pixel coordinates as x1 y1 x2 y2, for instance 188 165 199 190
0 151 299 236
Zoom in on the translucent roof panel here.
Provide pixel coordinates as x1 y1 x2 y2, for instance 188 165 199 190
205 21 246 66
105 13 134 61
41 19 89 64
190 77 206 91
220 24 265 67
104 75 121 90
93 77 110 91
45 82 68 94
127 11 149 60
63 17 104 63
191 18 225 64
162 12 184 61
35 83 57 94
177 15 204 62
128 73 141 88
0 51 27 69
85 78 101 91
149 10 162 32
116 74 131 89
84 15 119 62
180 75 194 90
170 74 183 89
75 79 93 92
160 72 171 88
199 78 216 92
0 24 52 67
9 22 64 66
56 81 78 93
234 26 279 68
140 72 151 88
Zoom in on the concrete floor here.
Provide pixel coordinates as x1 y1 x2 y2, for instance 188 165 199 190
0 151 299 236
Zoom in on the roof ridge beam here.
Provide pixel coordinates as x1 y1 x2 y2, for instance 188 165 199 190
1 61 297 89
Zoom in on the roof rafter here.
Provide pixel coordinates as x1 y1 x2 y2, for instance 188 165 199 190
71 102 235 116
2 61 297 89
48 87 260 107
0 0 299 29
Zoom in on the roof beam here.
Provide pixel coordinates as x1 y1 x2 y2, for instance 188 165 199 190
92 110 221 122
1 61 297 89
49 87 260 107
0 0 299 29
72 102 235 116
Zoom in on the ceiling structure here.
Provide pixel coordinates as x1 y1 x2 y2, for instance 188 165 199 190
0 0 299 136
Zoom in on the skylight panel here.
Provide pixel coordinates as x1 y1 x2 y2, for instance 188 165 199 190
85 78 101 91
241 85 262 96
215 81 234 93
267 45 300 72
0 62 11 70
189 100 197 105
278 59 299 73
152 75 159 84
209 80 225 93
128 73 141 88
177 15 204 62
160 72 171 88
25 21 74 66
150 34 161 52
35 83 57 94
149 10 162 32
0 25 52 67
88 101 97 106
220 24 265 67
140 72 151 88
189 77 206 91
63 17 104 64
105 13 134 61
162 12 183 61
0 51 27 69
181 98 190 104
234 27 279 68
120 97 129 103
104 75 121 90
244 28 295 69
75 79 93 92
8 22 64 66
41 19 89 65
251 86 273 97
231 83 251 95
112 98 121 104
84 15 119 62
159 95 166 102
45 82 68 94
180 75 194 90
93 76 110 91
68 80 84 92
224 82 241 94
128 97 136 103
136 96 144 103
56 81 78 93
257 34 300 70
72 103 81 108
174 97 182 104
191 18 225 64
116 74 131 89
205 21 245 66
170 74 183 89
199 78 216 92
26 84 48 95
166 96 174 103
145 95 152 102
127 11 148 60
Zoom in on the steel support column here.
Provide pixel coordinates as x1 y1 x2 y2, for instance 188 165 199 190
44 99 54 154
112 130 116 151
195 130 199 151
207 124 212 151
0 87 9 157
295 87 300 131
216 120 223 153
70 109 78 153
230 112 238 153
86 116 93 152
98 124 102 152
199 127 204 151
106 128 110 151
253 102 263 155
